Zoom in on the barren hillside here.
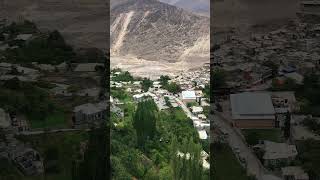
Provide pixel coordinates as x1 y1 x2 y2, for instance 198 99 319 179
0 0 108 49
110 0 209 62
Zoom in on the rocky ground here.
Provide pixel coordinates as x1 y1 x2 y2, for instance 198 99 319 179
0 0 108 50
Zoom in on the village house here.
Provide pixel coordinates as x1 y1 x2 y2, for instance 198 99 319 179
111 104 124 118
153 81 162 89
73 101 107 127
176 150 210 169
51 85 72 97
198 130 208 140
15 34 33 41
256 141 298 168
133 92 156 102
281 166 309 180
10 146 44 176
191 106 203 115
230 92 276 129
181 90 197 103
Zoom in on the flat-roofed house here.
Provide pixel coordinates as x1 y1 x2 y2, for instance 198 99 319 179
262 141 298 168
230 92 276 129
281 166 309 180
181 91 196 103
73 101 107 127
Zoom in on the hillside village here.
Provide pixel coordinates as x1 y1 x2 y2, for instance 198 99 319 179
212 7 320 180
0 19 107 179
110 65 210 178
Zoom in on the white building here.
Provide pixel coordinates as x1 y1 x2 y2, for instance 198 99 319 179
198 130 208 140
181 91 197 103
192 106 203 114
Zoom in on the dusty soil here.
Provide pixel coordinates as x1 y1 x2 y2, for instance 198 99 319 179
111 55 209 79
212 0 300 31
0 0 108 50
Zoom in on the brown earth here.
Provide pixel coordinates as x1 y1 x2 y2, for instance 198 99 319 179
0 0 108 50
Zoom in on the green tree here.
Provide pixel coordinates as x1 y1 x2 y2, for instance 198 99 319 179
262 60 279 77
73 127 108 180
159 75 170 86
212 69 227 89
165 82 181 94
171 137 207 180
246 132 259 145
133 99 157 148
141 78 153 92
284 111 291 139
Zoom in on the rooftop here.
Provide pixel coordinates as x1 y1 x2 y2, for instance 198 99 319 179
182 91 196 99
73 101 107 114
230 92 275 120
263 141 298 160
281 166 309 180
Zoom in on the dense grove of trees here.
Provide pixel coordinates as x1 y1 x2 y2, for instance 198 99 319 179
296 73 320 116
1 20 39 36
212 69 227 89
271 78 297 91
112 71 134 82
0 78 59 121
297 140 320 179
171 137 208 180
111 94 209 179
4 30 75 65
303 117 320 135
165 82 181 94
72 127 108 180
159 75 182 94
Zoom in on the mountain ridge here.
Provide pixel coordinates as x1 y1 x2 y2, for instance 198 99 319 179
110 0 209 62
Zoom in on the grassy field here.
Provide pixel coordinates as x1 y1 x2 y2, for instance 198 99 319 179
212 143 251 180
14 131 89 180
242 129 283 145
29 111 68 129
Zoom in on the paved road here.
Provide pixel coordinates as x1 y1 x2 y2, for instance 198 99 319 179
213 111 280 180
174 96 195 119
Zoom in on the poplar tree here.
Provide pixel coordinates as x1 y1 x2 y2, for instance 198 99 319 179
133 99 158 148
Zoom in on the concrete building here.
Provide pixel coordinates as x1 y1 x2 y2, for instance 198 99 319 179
230 92 276 129
260 141 298 168
281 166 309 180
73 101 107 127
191 106 203 115
11 147 44 176
181 91 197 103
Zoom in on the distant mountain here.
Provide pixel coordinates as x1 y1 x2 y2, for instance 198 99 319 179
158 0 209 16
110 0 209 62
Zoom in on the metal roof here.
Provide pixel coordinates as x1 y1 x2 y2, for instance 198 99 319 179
230 92 275 120
182 91 196 99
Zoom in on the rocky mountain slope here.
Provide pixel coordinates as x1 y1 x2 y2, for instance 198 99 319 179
159 0 209 16
110 0 209 62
